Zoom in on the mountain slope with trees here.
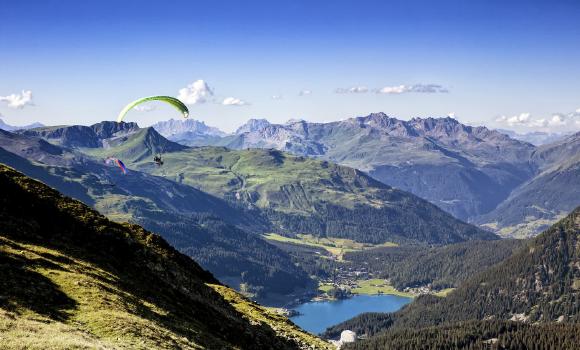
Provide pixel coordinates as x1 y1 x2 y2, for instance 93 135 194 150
326 207 580 348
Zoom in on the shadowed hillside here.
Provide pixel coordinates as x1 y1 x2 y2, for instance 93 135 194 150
0 164 330 349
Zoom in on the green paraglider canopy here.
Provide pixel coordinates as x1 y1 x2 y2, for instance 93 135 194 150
117 96 189 123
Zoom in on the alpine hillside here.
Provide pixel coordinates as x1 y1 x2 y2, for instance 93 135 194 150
79 123 495 245
0 164 330 349
0 128 313 299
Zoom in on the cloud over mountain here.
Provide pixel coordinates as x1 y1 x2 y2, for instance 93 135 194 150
496 109 580 131
0 90 34 109
177 80 214 105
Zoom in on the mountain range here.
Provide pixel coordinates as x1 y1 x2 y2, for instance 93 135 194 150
152 118 227 146
153 114 579 237
477 132 580 237
1 121 497 301
163 114 537 220
0 118 43 131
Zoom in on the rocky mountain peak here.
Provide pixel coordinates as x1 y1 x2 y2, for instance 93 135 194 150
152 118 226 137
236 118 271 134
90 121 139 139
0 118 44 131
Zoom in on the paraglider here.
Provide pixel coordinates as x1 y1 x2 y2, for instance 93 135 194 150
116 95 189 167
105 157 127 175
153 154 164 167
116 96 189 123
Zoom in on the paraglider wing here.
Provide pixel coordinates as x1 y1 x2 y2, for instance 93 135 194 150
116 96 189 123
115 159 127 174
105 157 127 175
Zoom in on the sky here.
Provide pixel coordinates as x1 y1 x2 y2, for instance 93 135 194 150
1 0 580 133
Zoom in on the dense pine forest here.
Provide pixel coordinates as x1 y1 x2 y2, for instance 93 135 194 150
344 321 580 350
325 207 580 349
346 239 524 289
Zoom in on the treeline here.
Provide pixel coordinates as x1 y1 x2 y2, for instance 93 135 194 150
322 312 395 339
346 239 524 289
344 320 580 350
267 240 340 279
265 201 493 245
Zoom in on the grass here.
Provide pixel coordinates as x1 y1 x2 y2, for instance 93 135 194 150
0 237 207 350
318 283 334 293
263 233 397 259
111 146 395 214
433 288 456 297
0 164 331 350
351 279 414 298
494 215 566 239
210 284 333 348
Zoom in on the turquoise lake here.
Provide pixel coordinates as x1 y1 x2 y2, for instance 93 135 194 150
290 294 412 335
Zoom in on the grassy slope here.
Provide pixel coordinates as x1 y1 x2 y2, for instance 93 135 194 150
0 131 313 298
0 164 330 350
263 233 397 259
90 135 493 245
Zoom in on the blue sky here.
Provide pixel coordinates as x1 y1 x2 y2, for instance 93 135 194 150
1 0 579 132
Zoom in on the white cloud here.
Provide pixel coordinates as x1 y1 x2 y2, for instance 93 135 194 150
134 104 156 112
0 90 34 109
496 113 532 126
495 109 580 131
335 86 369 94
376 84 448 94
447 112 456 119
299 89 312 96
177 80 213 105
222 97 249 106
548 114 567 126
271 95 283 100
377 85 408 94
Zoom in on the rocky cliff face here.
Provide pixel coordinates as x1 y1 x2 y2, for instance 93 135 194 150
18 121 139 148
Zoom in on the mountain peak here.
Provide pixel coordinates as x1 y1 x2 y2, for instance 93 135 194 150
0 118 45 131
152 118 226 138
236 118 271 134
90 121 139 139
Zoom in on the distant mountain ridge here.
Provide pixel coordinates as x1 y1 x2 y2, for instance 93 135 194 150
207 113 536 221
477 132 580 237
11 121 494 246
152 118 228 146
11 117 579 238
0 118 44 131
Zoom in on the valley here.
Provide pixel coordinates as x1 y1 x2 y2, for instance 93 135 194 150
3 2 579 348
